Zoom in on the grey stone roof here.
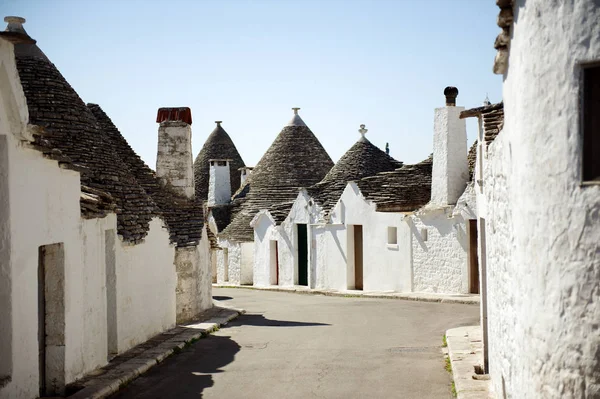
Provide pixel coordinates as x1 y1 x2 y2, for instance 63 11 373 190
193 122 245 202
468 140 477 181
460 102 504 145
13 32 202 246
306 136 403 217
89 104 203 247
220 115 333 242
356 156 433 212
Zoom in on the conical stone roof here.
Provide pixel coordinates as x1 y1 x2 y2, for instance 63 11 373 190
10 18 202 245
193 122 245 202
221 109 334 242
307 125 403 216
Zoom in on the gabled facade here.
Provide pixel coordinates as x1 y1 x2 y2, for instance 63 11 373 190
217 108 333 285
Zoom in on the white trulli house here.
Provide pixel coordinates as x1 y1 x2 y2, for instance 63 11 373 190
250 124 404 289
216 109 333 285
0 18 211 399
459 1 600 397
251 88 479 294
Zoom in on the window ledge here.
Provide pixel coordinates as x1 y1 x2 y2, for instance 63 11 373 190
386 243 399 249
581 181 600 187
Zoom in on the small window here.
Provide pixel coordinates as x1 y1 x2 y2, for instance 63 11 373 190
387 227 397 244
421 228 428 241
582 64 600 182
217 160 227 167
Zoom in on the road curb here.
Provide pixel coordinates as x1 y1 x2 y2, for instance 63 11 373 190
68 307 243 399
214 284 480 305
446 326 493 398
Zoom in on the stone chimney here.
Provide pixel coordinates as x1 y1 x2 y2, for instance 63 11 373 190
239 166 253 187
431 87 468 206
208 159 232 206
156 107 194 199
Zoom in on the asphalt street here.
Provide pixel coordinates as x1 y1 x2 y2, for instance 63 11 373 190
112 288 479 399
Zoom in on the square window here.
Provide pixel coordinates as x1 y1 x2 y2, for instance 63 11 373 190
582 64 600 182
387 227 397 245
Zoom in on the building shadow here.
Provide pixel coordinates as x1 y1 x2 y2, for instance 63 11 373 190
110 314 328 399
228 313 330 328
212 295 233 301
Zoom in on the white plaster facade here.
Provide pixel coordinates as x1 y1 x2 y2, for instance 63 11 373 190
482 1 600 397
0 34 212 398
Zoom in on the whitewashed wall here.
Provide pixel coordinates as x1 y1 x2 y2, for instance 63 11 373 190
216 239 241 285
330 183 412 292
486 1 600 397
409 208 468 294
252 212 277 287
175 237 212 324
115 218 176 352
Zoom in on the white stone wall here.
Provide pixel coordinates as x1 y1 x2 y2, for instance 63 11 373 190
174 237 212 324
252 213 277 287
208 161 231 206
114 218 176 352
431 106 468 206
156 122 194 199
486 1 600 397
410 207 468 294
216 239 241 285
240 242 254 285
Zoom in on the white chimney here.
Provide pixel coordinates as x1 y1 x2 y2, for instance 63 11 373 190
208 159 232 206
430 87 468 206
239 166 253 187
156 107 194 199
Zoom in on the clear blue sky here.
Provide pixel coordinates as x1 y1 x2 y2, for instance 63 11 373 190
1 0 502 168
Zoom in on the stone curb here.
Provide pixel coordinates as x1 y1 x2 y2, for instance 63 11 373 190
214 284 480 305
68 307 243 399
446 326 493 399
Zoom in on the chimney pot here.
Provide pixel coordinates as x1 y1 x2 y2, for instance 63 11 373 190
444 86 459 106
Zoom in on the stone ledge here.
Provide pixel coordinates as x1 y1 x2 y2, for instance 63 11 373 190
214 284 480 305
446 326 494 399
67 306 242 399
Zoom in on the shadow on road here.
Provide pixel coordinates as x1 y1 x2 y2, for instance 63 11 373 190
212 295 233 301
229 313 330 328
111 314 328 399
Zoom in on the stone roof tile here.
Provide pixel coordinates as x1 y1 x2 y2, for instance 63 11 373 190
220 112 333 242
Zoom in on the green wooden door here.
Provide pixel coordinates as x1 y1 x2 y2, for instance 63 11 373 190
297 224 308 286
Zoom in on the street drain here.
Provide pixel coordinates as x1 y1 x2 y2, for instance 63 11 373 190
388 346 437 353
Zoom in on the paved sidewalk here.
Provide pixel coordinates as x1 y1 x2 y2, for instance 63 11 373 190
67 303 244 399
214 283 480 305
446 326 493 399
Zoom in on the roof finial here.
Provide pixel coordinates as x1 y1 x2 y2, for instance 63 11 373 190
385 142 389 155
359 124 368 138
292 107 300 115
215 120 222 126
4 16 26 34
483 94 491 106
444 86 459 106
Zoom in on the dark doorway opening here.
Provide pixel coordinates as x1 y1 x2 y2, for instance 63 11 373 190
354 225 364 290
297 224 308 286
467 220 480 294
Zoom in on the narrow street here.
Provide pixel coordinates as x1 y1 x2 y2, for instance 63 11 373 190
112 288 479 399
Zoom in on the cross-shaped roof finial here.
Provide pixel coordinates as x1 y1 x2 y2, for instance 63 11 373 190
359 124 368 138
